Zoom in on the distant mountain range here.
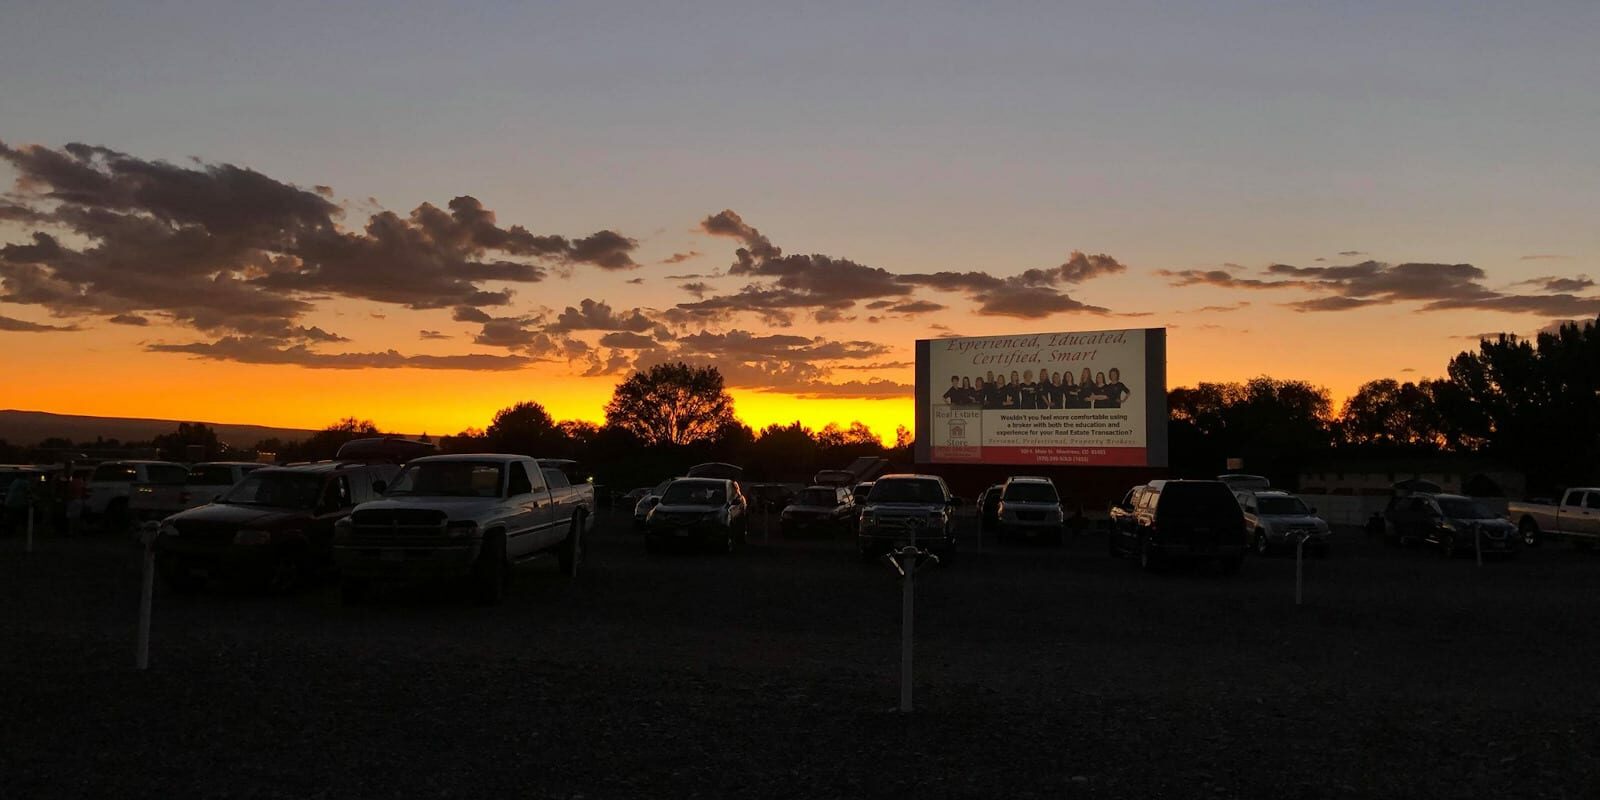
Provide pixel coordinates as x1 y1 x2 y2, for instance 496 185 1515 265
0 409 320 448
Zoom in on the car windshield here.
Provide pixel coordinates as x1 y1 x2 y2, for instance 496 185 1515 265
1003 483 1058 503
221 472 325 508
386 461 504 498
795 488 838 506
869 480 946 504
1257 496 1311 515
662 481 725 505
1439 498 1494 519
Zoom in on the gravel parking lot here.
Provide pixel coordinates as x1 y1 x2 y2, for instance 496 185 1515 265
4 510 1599 799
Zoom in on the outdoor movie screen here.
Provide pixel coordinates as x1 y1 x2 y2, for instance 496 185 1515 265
914 327 1168 467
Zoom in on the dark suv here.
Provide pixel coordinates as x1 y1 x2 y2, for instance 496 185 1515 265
1108 480 1246 573
155 461 398 593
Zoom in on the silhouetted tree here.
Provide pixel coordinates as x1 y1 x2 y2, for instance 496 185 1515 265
152 422 223 461
603 362 736 446
484 401 565 456
1337 379 1442 448
296 418 383 461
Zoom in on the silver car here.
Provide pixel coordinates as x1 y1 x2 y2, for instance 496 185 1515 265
996 476 1065 544
1237 490 1330 556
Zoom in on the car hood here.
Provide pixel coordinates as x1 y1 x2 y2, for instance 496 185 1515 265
866 502 943 514
1259 514 1324 524
785 503 840 513
654 503 721 514
168 502 311 529
1450 516 1514 529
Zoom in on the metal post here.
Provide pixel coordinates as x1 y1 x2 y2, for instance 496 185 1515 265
900 546 914 713
1295 534 1305 606
136 536 154 670
25 503 34 554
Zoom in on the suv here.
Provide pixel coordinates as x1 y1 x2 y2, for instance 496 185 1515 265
644 477 749 553
1108 480 1246 573
155 462 398 593
1383 492 1517 558
780 485 854 536
85 460 187 531
1236 489 1331 556
856 474 960 561
996 476 1065 544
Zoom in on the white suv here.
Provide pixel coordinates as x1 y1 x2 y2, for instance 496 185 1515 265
85 460 186 530
1235 489 1330 556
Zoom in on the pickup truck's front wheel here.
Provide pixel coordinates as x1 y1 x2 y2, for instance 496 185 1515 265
1520 519 1541 548
473 532 508 605
558 513 584 577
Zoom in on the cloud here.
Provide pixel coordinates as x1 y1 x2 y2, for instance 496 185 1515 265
625 277 644 285
0 141 640 345
700 209 779 262
419 329 451 340
108 313 149 326
1193 302 1250 313
1338 250 1366 257
597 331 660 349
661 250 701 264
680 281 711 298
147 336 533 370
1520 254 1571 261
1512 275 1594 293
1163 258 1600 318
0 314 79 332
548 298 660 333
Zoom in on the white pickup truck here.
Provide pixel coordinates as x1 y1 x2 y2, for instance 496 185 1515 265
1507 489 1600 548
333 454 595 604
129 461 265 524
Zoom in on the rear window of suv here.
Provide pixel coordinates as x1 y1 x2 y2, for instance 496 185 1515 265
1003 483 1058 503
869 479 946 504
1156 483 1241 522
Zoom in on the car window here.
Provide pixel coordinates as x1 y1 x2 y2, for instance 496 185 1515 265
323 475 353 509
541 468 570 489
1439 497 1493 518
1003 482 1059 503
388 461 505 498
507 462 534 496
662 480 726 505
147 465 189 485
223 472 324 508
91 464 137 483
1585 493 1600 511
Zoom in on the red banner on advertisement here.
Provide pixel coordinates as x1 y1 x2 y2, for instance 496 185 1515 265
930 445 1147 466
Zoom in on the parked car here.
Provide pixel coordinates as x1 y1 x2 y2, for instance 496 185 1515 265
633 479 674 529
84 460 188 531
1384 492 1518 558
154 461 399 594
856 474 960 561
780 485 854 536
1107 484 1151 553
644 477 749 554
979 483 1005 532
333 455 595 604
1236 489 1330 556
1108 480 1247 573
814 469 855 488
1218 474 1271 492
1507 489 1600 548
129 461 266 524
995 476 1065 544
850 481 875 508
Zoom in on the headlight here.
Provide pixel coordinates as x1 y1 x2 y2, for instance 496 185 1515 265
446 520 478 538
233 529 272 546
1439 520 1458 531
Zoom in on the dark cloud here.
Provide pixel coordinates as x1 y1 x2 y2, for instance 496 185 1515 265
680 281 711 298
548 299 660 333
0 314 79 332
625 277 645 285
833 360 915 370
1338 250 1366 257
419 329 451 340
108 313 149 326
0 141 639 345
700 209 779 263
1520 254 1571 261
1193 302 1250 313
597 331 659 349
451 305 493 323
661 251 701 264
1165 258 1600 318
147 336 533 370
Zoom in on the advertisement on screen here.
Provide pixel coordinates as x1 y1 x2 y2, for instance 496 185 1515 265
914 328 1167 467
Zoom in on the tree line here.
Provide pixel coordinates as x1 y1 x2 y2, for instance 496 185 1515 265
6 319 1599 494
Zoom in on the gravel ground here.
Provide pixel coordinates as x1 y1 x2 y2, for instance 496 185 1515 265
4 511 1599 799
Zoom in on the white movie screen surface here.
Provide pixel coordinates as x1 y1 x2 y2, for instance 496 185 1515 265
920 328 1166 467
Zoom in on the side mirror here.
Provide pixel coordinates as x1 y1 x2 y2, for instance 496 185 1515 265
372 480 387 494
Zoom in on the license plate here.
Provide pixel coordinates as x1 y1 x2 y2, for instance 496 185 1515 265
674 528 690 538
381 550 404 562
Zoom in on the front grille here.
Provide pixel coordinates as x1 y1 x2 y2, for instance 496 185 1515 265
350 508 449 541
352 509 447 526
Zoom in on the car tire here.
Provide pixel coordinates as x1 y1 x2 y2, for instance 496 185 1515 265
717 529 735 555
1138 536 1160 572
340 578 369 605
472 532 508 605
558 514 584 578
1519 519 1540 548
263 548 304 595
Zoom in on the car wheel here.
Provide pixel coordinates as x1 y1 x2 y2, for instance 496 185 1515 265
1519 519 1540 548
558 514 584 578
472 532 508 605
263 549 304 595
1254 528 1271 556
718 529 735 555
339 578 369 605
1138 536 1159 572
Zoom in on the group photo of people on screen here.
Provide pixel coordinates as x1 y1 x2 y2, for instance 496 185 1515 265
941 368 1131 410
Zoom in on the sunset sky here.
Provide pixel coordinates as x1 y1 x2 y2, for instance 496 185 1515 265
2 2 1597 442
